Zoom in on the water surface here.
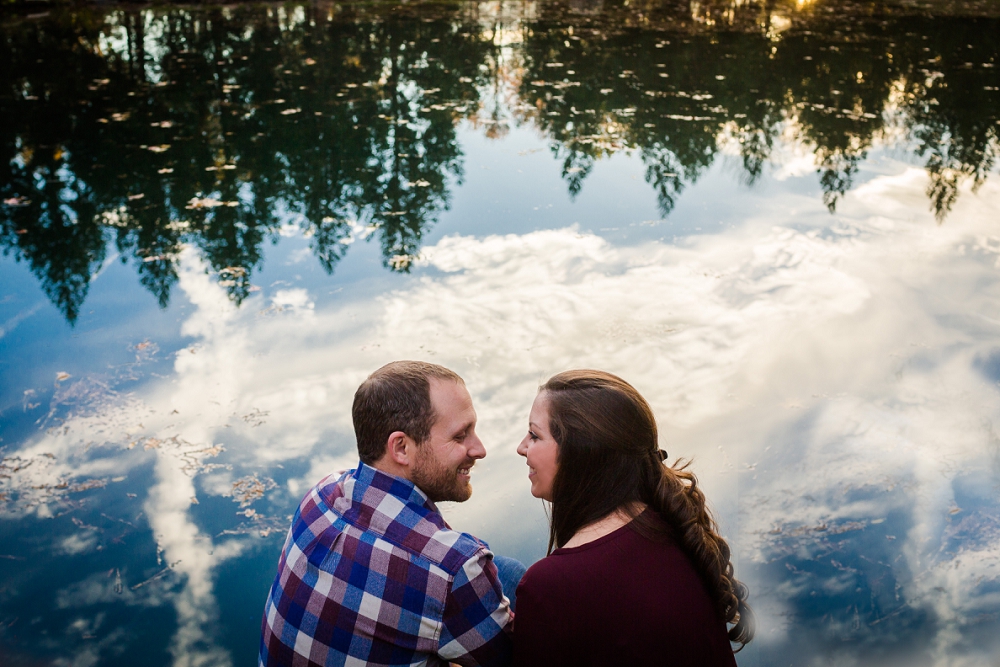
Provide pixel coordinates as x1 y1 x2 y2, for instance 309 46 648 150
1 1 999 665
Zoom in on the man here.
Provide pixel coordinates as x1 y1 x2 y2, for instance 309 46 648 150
260 361 514 667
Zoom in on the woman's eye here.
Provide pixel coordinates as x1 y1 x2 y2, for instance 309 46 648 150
528 431 538 441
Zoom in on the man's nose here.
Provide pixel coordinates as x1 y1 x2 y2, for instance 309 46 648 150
469 434 487 459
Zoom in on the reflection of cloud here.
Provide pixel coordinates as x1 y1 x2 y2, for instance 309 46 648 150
55 622 126 667
58 532 99 556
0 301 44 339
146 454 244 667
10 160 1000 664
199 162 993 662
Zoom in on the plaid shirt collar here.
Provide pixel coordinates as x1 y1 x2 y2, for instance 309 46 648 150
350 461 437 514
335 461 455 540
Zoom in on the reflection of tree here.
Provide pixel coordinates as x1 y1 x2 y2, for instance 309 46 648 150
894 17 999 221
0 4 487 322
517 27 729 216
2 2 998 323
516 1 999 218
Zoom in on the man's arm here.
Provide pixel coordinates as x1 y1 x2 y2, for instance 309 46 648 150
437 550 514 667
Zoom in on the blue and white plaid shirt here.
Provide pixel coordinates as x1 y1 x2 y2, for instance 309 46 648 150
260 462 514 667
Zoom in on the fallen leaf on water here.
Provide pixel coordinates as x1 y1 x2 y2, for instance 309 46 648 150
186 197 237 209
220 266 247 277
4 197 30 207
280 108 301 115
111 112 130 122
158 168 174 174
130 567 171 590
97 118 109 123
56 372 71 382
229 474 277 507
68 478 107 493
147 145 171 153
304 58 316 65
127 193 145 201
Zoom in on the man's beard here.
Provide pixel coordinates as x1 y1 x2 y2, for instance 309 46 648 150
411 446 473 503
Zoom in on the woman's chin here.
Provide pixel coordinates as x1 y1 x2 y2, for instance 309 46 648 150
529 485 551 501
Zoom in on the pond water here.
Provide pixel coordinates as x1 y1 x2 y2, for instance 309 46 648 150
1 0 999 664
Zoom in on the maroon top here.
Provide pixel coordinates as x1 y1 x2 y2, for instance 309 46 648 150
512 514 737 667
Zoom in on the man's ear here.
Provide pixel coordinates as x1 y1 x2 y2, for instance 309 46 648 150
386 431 415 467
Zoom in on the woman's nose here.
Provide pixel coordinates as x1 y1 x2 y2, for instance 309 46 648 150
516 438 527 457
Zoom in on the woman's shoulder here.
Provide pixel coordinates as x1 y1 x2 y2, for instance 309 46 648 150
517 541 600 597
519 550 570 587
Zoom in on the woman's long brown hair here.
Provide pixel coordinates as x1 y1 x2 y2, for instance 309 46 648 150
541 369 755 650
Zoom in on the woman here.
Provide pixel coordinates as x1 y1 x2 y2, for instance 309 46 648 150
513 370 754 666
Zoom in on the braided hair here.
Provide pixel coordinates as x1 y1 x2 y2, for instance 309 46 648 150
541 369 755 650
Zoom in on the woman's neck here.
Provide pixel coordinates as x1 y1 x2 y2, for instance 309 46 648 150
561 502 647 549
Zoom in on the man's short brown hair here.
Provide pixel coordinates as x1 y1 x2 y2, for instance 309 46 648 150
352 361 464 465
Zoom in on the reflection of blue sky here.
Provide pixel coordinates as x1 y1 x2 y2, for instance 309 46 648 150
3 125 1000 665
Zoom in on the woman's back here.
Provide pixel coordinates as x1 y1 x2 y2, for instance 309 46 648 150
513 514 737 667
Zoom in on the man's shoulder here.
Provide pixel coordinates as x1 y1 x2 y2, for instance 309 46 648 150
373 498 492 577
421 524 492 575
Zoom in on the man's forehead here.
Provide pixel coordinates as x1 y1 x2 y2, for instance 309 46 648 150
428 378 475 421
